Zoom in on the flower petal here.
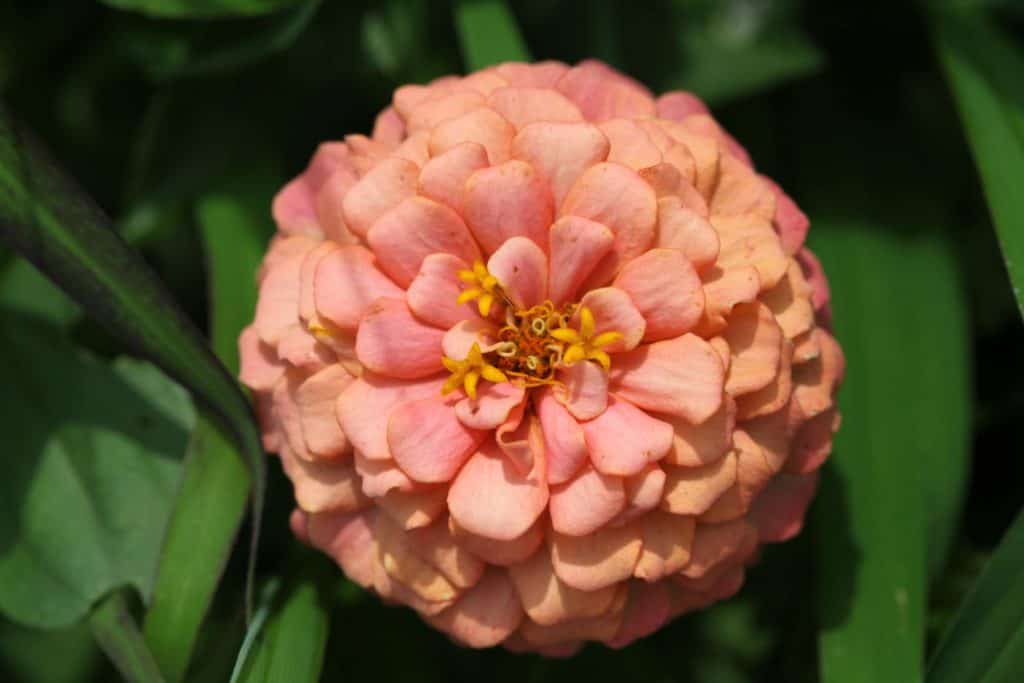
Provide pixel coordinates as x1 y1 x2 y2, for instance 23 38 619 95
656 91 709 120
405 520 485 589
750 473 819 543
375 511 458 602
405 90 487 132
582 395 673 476
655 196 720 272
486 236 549 308
487 87 583 128
610 334 725 423
547 216 615 304
614 248 704 341
429 569 524 648
713 213 788 291
449 516 545 566
314 245 404 331
429 107 515 164
447 441 548 541
280 449 369 514
407 253 481 329
663 394 736 467
355 298 445 379
463 160 555 254
239 324 285 392
377 486 449 530
570 287 646 353
388 397 484 483
599 118 662 170
680 519 757 579
536 389 589 485
722 302 783 396
555 60 656 122
608 581 673 649
554 359 609 420
254 236 317 345
549 464 626 536
550 521 642 592
307 510 377 588
512 121 610 208
442 318 499 361
455 381 526 431
417 142 490 213
709 154 775 220
295 364 354 458
635 510 695 581
661 451 738 515
761 259 815 341
509 548 619 626
341 156 419 238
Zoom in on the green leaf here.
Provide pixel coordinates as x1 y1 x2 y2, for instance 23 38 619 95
454 0 530 70
88 592 164 683
99 0 302 19
0 616 102 683
0 106 265 617
927 510 1024 682
233 555 331 683
0 315 193 628
142 185 272 682
931 9 1024 320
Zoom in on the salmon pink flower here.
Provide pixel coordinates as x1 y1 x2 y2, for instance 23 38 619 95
239 59 843 654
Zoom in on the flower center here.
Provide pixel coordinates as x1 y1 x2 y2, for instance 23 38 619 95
442 261 623 399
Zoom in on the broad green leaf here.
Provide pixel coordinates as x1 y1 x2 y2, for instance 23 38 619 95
233 556 331 683
0 107 265 617
927 510 1024 682
88 592 164 683
0 256 80 327
454 0 530 70
0 617 102 683
932 9 1024 320
100 0 302 19
143 189 272 682
0 315 193 628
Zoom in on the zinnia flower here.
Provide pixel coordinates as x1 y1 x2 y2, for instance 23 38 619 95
239 59 843 655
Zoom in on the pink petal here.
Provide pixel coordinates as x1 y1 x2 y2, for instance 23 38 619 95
550 521 643 592
713 214 788 291
486 236 549 308
655 196 720 272
405 90 487 132
405 520 486 589
463 160 555 254
599 119 662 169
701 265 761 333
272 176 320 237
314 245 404 331
762 259 815 341
509 548 619 626
494 61 569 88
494 402 542 477
555 60 656 122
336 372 445 461
295 364 354 458
307 510 377 588
561 162 658 287
790 329 844 421
751 473 819 543
417 142 489 213
406 253 481 329
377 486 449 530
680 519 757 579
442 318 499 361
656 91 709 119
620 463 666 521
635 510 695 581
664 394 736 467
798 247 831 313
610 334 725 423
765 178 808 255
455 381 526 431
388 397 484 483
314 169 360 244
280 449 369 514
699 430 774 523
447 440 549 541
661 451 738 515
299 242 339 324
367 196 481 287
341 156 419 238
547 216 614 304
487 87 583 128
582 395 673 476
554 359 609 420
353 452 415 497
638 162 682 197
239 324 284 392
536 389 589 485
429 107 515 164
276 327 335 372
608 581 673 649
374 511 457 602
709 154 775 220
355 298 445 379
549 464 626 536
786 408 838 475
512 121 610 207
614 248 704 341
572 287 646 352
254 236 317 345
736 338 793 420
657 119 721 198
372 106 405 145
722 302 783 396
449 516 544 566
429 569 524 648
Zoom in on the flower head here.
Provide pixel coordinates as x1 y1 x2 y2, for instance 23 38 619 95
239 59 843 655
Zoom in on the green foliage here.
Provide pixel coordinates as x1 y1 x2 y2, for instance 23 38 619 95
454 0 532 68
100 0 303 19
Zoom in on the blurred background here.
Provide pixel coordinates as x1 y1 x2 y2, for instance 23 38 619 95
1 1 1022 681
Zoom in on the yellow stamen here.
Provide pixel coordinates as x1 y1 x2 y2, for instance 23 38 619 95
441 342 509 400
456 260 504 317
557 306 622 370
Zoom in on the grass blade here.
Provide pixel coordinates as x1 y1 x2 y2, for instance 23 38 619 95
453 0 530 70
89 592 165 683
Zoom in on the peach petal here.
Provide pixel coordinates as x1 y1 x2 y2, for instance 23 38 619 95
254 236 317 345
442 318 499 361
555 359 609 420
582 395 673 476
487 87 584 128
663 394 736 467
299 242 340 324
406 90 487 132
336 372 446 461
551 521 642 592
449 517 545 566
375 512 458 602
295 364 354 458
549 464 626 536
273 142 352 236
429 107 515 164
487 236 549 308
798 247 831 314
556 60 656 122
367 196 481 287
272 375 310 461
372 106 405 145
701 265 761 333
751 473 819 543
599 119 662 169
547 216 615 304
765 178 809 255
407 253 481 329
463 160 555 254
353 452 416 497
378 486 449 530
314 169 360 244
761 259 815 341
518 595 626 647
455 381 526 431
562 162 658 287
683 114 753 168
572 287 646 352
406 520 486 589
614 248 704 341
280 448 369 514
418 142 490 213
290 508 310 545
608 581 674 649
509 548 619 626
276 327 335 372
512 121 610 208
699 430 774 523
635 510 696 581
786 408 838 474
620 463 666 521
656 91 709 119
657 119 721 197
639 162 682 197
388 397 484 483
710 154 776 220
345 134 390 173
723 302 783 396
739 414 790 473
655 196 720 272
791 329 845 422
355 298 445 379
341 156 419 238
459 70 510 96
661 451 738 515
429 569 524 648
536 389 589 485
610 334 724 423
307 510 377 588
713 214 788 291
680 519 757 579
448 441 548 541
494 61 569 88
239 324 284 392
736 339 793 420
314 246 404 331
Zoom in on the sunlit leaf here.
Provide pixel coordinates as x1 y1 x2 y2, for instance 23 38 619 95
454 0 530 69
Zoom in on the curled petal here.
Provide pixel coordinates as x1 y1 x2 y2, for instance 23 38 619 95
464 160 555 253
614 248 704 341
549 464 626 536
554 358 609 420
418 142 489 213
547 216 615 305
512 121 610 208
341 157 419 238
581 395 673 477
487 236 549 308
